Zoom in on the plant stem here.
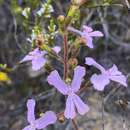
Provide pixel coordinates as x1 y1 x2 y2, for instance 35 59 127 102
63 34 68 80
72 119 79 130
77 81 90 94
101 92 105 130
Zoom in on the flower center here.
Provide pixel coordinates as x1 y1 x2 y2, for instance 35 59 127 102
67 87 74 96
105 70 111 76
30 122 36 130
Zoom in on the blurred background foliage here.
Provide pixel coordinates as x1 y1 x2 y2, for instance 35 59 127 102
0 0 130 130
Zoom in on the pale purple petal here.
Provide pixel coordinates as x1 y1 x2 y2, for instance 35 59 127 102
91 74 110 91
71 66 86 92
22 125 32 130
32 57 46 71
52 46 61 54
109 75 127 87
107 65 122 75
85 57 106 73
20 48 40 63
73 94 89 115
64 95 76 119
83 35 94 48
27 99 35 123
35 111 57 129
107 65 127 87
83 25 93 32
47 70 68 95
89 31 104 37
67 26 82 35
20 48 46 65
68 25 103 48
28 48 41 56
85 57 95 66
32 49 47 60
20 55 34 63
32 48 40 53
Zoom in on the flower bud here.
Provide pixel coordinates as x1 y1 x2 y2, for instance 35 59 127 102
35 34 44 48
58 115 65 123
68 58 78 68
57 15 65 23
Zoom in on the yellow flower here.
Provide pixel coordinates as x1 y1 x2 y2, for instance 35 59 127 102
0 71 11 83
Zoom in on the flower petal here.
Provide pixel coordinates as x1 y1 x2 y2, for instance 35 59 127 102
83 25 93 32
67 26 82 35
85 57 96 66
108 64 122 75
52 46 61 54
32 48 40 53
107 65 127 87
89 31 104 37
64 96 76 119
47 70 68 95
35 111 57 129
20 48 44 63
73 94 89 115
86 36 93 48
27 99 35 123
85 57 105 73
110 75 127 87
32 57 46 71
90 74 110 91
20 55 34 63
83 35 94 48
22 125 32 130
71 66 86 92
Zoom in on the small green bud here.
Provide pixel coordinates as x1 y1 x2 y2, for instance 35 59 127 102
57 15 65 23
68 58 78 68
41 44 51 52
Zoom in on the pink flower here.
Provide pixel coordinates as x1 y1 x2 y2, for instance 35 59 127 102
85 57 127 91
22 99 57 130
47 66 89 119
68 25 103 48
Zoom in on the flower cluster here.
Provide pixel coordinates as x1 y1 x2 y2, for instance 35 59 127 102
21 25 127 130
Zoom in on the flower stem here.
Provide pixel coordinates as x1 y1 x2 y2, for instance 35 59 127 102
72 119 79 130
63 33 79 130
101 92 105 130
63 34 68 80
